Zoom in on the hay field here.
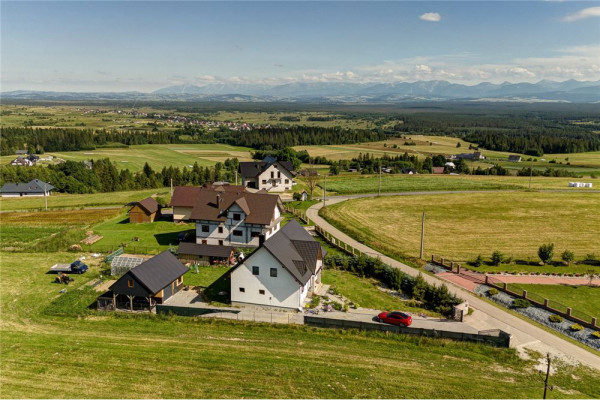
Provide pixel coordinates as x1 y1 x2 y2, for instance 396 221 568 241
321 192 600 267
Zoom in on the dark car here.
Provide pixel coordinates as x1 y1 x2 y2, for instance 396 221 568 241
70 260 88 274
376 311 412 327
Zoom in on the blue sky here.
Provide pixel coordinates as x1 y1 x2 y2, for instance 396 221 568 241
1 1 599 91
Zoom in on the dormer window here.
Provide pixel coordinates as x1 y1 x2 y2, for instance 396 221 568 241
233 213 241 221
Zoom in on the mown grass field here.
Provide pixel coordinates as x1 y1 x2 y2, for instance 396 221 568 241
319 173 588 194
322 269 439 316
0 188 171 211
505 284 600 320
47 143 253 172
1 251 599 398
320 192 600 271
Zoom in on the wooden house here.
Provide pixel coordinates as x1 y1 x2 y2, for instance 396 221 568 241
128 197 160 223
97 250 188 311
177 242 235 265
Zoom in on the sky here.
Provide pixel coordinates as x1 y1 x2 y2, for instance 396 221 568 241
1 1 599 92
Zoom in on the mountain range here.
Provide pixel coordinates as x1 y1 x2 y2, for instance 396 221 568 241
3 79 599 103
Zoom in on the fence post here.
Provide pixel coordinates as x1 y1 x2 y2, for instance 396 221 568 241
441 257 445 265
457 264 461 274
485 275 488 284
567 307 572 317
431 254 435 262
503 283 507 290
522 290 527 299
592 317 597 328
544 299 549 307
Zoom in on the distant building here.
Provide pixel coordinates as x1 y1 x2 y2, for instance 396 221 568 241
1 179 54 197
432 167 445 174
83 160 94 169
10 156 33 167
508 155 522 163
451 152 485 161
238 158 296 192
15 150 28 155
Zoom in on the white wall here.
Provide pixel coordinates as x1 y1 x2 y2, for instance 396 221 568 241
230 247 303 309
256 164 294 192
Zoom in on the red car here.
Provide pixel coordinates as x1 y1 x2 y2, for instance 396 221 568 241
376 311 412 327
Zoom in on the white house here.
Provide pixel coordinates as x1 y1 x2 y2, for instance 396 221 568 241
189 185 283 247
230 220 324 309
0 179 54 197
238 157 295 192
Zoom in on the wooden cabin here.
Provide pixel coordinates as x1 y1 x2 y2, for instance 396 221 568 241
128 197 160 223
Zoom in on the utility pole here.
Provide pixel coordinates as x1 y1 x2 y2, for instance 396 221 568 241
420 212 425 259
235 170 238 185
323 174 327 208
44 181 48 211
543 353 552 399
170 178 173 197
529 158 533 190
378 165 382 197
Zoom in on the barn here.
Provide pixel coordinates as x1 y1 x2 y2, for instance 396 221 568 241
177 242 235 265
128 197 160 223
97 250 188 311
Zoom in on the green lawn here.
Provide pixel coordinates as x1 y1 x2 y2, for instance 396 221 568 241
88 212 195 254
322 269 439 316
321 191 600 272
506 284 600 321
1 251 599 398
0 188 170 211
183 266 231 287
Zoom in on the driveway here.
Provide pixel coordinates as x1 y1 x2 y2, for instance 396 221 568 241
306 197 600 370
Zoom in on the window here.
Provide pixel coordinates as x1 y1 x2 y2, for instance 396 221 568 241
271 171 274 178
218 226 223 233
259 289 265 295
277 171 281 178
233 230 243 237
233 213 241 221
127 279 134 288
218 240 223 246
201 240 207 245
262 179 267 184
251 231 260 238
252 266 259 275
270 268 277 277
239 287 245 293
201 225 209 233
285 179 289 184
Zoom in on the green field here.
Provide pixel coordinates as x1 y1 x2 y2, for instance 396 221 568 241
321 192 600 271
322 269 439 316
87 212 195 254
0 188 171 211
506 284 600 320
319 173 589 194
45 143 253 172
1 251 599 398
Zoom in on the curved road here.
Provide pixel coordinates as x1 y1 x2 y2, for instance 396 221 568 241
307 195 600 370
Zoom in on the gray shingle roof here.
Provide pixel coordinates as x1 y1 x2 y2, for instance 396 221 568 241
127 250 188 294
262 220 323 285
238 160 295 178
0 179 55 194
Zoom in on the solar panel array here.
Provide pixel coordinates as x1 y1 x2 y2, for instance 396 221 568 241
110 256 146 276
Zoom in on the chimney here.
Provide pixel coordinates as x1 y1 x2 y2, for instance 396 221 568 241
258 234 265 246
216 193 221 206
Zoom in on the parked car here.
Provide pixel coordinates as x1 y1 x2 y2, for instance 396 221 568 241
376 311 412 327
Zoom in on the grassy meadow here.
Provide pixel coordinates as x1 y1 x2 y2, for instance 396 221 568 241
320 191 600 271
1 251 599 398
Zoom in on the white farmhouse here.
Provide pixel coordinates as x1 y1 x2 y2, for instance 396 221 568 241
189 185 283 247
238 157 296 192
230 220 324 309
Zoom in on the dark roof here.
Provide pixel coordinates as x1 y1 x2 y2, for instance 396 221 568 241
0 179 55 194
177 243 234 258
114 250 188 294
15 150 28 155
134 197 159 214
261 220 323 285
189 189 281 225
238 159 295 178
170 184 245 207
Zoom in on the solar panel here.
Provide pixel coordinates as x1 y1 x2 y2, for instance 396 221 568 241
110 256 146 276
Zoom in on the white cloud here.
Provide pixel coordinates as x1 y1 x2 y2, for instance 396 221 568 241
419 12 441 22
562 6 600 22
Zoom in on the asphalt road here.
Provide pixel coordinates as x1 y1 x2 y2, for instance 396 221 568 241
306 196 600 370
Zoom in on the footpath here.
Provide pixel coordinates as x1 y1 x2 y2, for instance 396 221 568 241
306 198 600 370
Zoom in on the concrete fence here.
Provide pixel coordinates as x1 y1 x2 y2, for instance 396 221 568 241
304 315 512 347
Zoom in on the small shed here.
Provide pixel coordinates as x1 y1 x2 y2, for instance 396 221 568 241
97 250 188 311
508 155 522 162
300 190 309 202
128 197 160 223
432 167 445 174
177 242 235 265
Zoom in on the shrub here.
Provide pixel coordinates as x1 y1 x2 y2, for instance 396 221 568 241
352 303 360 309
585 253 597 262
487 288 499 296
561 250 575 265
512 298 531 309
548 315 563 323
592 331 600 339
538 243 554 264
570 324 584 331
491 251 504 266
343 303 349 312
292 192 301 201
473 255 483 268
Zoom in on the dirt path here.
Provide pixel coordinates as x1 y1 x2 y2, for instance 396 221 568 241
307 198 600 370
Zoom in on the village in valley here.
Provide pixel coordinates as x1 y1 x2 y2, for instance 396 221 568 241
2 1 600 399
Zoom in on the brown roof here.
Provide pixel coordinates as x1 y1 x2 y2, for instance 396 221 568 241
135 197 159 215
189 189 280 225
170 185 246 207
432 167 445 174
